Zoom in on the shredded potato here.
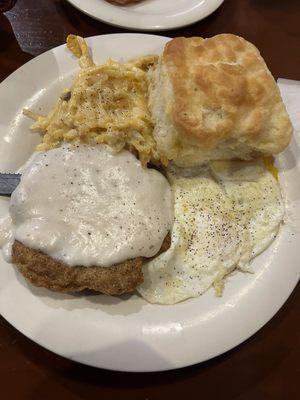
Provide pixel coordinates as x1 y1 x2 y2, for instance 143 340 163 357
67 34 95 69
24 35 159 164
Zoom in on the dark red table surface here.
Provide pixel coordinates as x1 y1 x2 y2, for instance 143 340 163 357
0 1 300 399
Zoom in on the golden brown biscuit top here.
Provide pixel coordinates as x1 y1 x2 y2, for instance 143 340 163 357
163 34 292 152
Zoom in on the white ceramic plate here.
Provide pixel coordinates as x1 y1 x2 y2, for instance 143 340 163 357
0 34 299 372
66 0 224 31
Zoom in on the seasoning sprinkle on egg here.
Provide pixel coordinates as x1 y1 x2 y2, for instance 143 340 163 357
138 160 284 304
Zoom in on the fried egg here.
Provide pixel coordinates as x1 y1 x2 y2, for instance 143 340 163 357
137 159 284 304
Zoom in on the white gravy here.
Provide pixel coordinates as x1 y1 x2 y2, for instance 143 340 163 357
0 144 173 267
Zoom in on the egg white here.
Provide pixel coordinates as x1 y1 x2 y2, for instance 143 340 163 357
137 160 284 304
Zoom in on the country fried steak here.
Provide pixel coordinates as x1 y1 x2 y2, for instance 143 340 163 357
12 234 171 295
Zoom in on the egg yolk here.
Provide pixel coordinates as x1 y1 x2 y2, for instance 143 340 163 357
263 156 278 180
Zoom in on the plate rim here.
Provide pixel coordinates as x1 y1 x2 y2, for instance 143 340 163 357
3 281 299 373
65 0 224 31
0 33 170 88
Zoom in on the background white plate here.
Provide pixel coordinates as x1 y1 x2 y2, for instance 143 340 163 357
66 0 224 31
0 34 299 372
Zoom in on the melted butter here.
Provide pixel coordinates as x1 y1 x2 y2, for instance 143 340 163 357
3 144 173 267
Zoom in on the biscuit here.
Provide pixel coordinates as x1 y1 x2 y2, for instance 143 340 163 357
148 34 292 167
